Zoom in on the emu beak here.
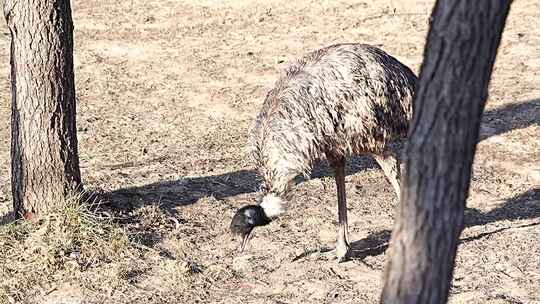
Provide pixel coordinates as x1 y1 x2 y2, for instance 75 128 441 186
239 229 253 253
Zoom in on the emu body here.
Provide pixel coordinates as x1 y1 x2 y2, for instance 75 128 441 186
231 43 417 260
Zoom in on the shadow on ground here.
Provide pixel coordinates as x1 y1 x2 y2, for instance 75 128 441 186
479 99 539 141
103 99 539 213
102 155 377 213
347 187 540 260
96 99 539 248
0 212 15 226
102 169 260 211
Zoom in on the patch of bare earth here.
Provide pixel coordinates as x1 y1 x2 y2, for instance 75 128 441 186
0 0 538 303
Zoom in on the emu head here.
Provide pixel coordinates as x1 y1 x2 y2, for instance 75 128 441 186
230 194 285 252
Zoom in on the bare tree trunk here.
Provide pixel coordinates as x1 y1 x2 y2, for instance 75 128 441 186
4 0 82 218
381 1 511 303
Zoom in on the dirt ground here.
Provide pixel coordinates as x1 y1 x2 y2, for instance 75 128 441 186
0 0 539 303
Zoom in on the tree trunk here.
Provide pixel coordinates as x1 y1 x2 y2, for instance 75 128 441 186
4 0 82 218
381 1 511 303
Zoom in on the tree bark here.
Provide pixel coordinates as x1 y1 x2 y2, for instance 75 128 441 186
381 1 511 303
4 0 82 218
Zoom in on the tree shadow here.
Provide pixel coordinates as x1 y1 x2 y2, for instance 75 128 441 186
463 188 540 227
0 211 15 226
347 187 540 260
101 169 261 212
479 99 539 141
101 99 538 212
101 155 377 214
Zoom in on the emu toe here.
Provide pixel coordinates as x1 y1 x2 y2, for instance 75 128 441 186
335 241 350 262
311 245 350 263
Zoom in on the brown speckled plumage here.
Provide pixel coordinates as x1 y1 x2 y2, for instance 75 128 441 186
231 43 417 259
250 43 417 196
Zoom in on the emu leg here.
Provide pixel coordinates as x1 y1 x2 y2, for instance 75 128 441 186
331 156 350 262
373 152 401 199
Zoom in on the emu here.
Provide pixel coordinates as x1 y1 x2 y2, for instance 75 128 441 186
230 43 417 261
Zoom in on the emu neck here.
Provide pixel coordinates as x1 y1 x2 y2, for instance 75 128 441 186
260 193 286 219
253 132 318 196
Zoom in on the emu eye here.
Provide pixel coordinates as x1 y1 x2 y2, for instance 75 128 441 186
259 183 269 193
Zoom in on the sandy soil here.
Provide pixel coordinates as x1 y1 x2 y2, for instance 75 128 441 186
0 0 538 303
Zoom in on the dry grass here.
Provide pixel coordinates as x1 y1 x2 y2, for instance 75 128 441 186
0 195 141 303
0 194 249 304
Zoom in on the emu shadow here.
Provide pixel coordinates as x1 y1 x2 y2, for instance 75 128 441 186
347 187 540 260
102 169 260 212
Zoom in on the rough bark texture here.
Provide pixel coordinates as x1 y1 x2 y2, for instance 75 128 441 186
381 1 511 303
4 0 82 218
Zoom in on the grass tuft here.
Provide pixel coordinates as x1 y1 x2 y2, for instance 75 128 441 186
0 194 140 303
